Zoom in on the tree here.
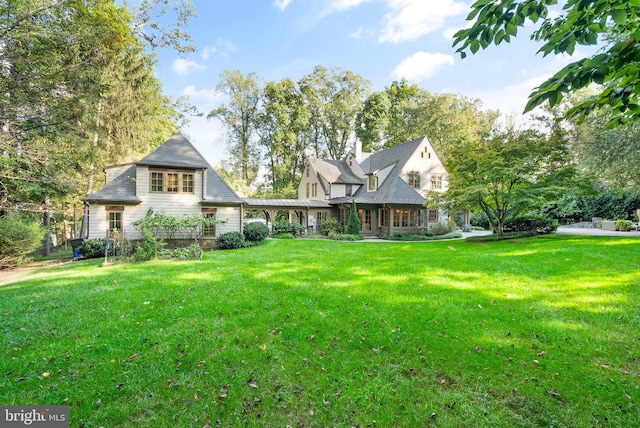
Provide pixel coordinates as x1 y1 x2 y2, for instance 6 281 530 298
299 66 370 160
257 78 310 197
438 127 573 237
452 0 640 126
346 199 361 235
208 70 262 185
358 83 498 163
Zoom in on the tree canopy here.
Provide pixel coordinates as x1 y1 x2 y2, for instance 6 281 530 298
453 0 640 126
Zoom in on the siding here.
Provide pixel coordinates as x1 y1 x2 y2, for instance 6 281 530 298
88 166 241 240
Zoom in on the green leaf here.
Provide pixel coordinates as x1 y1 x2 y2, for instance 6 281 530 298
470 40 480 54
611 9 627 25
506 22 517 36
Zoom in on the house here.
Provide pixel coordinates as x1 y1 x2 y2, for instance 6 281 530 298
85 134 244 245
295 136 449 235
244 136 449 236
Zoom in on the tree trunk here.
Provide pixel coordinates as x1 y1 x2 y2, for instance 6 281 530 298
42 196 51 256
79 100 102 239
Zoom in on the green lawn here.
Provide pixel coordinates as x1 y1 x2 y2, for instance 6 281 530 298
1 236 639 427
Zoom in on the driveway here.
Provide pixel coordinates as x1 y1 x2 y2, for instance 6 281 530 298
556 225 640 237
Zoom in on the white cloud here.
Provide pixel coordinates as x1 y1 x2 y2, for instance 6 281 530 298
379 0 468 44
469 74 551 116
200 39 237 60
390 51 454 82
201 46 217 59
172 58 206 75
330 0 371 11
275 0 294 11
181 85 225 104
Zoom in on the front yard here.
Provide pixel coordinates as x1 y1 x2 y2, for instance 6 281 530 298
1 236 639 426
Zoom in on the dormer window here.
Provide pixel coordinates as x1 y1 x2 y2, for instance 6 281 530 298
150 169 195 194
368 175 377 191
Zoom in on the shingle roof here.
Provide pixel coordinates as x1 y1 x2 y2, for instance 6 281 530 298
244 199 332 208
352 137 427 205
137 134 210 169
85 164 141 204
87 134 243 205
311 159 363 184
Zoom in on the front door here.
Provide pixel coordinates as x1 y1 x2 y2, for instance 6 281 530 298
360 209 373 234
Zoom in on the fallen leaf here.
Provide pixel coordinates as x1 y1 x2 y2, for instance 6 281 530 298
533 360 539 365
537 351 546 357
194 393 199 400
309 409 314 416
334 388 342 396
219 387 228 398
42 372 51 378
271 328 281 335
547 390 561 398
430 412 436 418
474 346 482 353
259 344 267 351
143 301 150 305
248 379 258 388
478 304 483 309
128 353 138 360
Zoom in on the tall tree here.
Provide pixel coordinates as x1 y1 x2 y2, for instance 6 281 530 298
438 127 573 237
358 83 498 164
257 78 310 197
299 66 370 160
452 0 640 126
208 70 262 185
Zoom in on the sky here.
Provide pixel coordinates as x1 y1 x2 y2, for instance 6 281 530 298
151 0 589 166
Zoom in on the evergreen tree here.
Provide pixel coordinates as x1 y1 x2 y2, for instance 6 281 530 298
346 199 361 235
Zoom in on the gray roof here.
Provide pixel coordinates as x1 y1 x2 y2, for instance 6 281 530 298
86 164 141 204
311 159 363 184
87 134 243 205
137 134 210 169
244 198 332 208
352 137 427 205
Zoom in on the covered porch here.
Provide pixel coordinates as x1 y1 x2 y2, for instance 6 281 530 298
243 198 334 234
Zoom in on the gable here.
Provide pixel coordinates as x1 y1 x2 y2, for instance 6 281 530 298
137 134 210 169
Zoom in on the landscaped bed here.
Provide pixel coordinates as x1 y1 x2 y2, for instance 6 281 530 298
1 236 639 426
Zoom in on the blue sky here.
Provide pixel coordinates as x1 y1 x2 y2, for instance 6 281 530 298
152 0 589 166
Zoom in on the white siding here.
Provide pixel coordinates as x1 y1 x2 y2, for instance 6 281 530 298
88 166 242 240
400 139 448 194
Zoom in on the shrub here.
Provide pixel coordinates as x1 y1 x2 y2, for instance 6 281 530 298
272 232 294 239
319 217 343 236
273 220 304 237
430 220 456 235
616 219 632 231
346 200 361 235
161 244 203 260
505 215 558 234
381 231 461 241
465 231 538 242
330 233 364 241
470 211 490 229
216 232 246 250
78 239 107 259
243 221 269 243
0 215 46 269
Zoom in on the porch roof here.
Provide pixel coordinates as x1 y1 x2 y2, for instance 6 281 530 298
243 198 332 209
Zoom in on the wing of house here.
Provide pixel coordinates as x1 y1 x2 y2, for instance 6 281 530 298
298 136 449 235
85 134 244 244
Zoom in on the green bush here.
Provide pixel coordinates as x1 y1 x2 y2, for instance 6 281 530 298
319 217 343 236
330 233 364 241
430 220 456 235
465 231 538 242
381 231 461 241
505 215 558 234
273 220 304 237
0 215 46 269
346 200 361 235
615 219 632 231
216 232 246 250
78 239 107 259
243 222 269 243
272 232 294 239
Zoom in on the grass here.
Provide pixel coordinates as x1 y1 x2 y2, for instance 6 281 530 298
1 235 640 427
